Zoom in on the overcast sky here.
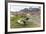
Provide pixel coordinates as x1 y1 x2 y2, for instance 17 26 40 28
8 3 41 12
10 5 30 12
10 5 40 12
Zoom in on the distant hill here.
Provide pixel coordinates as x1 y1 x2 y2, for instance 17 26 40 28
20 7 40 12
10 7 40 16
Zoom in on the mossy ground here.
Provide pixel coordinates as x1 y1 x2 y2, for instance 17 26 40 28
10 15 40 28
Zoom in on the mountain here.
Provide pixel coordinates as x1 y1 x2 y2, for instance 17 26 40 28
20 7 40 12
10 7 40 16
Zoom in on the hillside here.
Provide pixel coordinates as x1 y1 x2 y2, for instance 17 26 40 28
10 7 40 16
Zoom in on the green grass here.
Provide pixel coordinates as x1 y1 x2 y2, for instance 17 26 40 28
10 15 40 28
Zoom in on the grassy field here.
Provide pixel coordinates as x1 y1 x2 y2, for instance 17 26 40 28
10 15 40 28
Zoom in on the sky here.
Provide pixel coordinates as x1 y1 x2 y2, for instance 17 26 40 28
8 3 41 12
10 5 30 12
10 5 40 12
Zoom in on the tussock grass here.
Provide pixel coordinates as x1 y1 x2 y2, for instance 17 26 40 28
10 15 40 28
